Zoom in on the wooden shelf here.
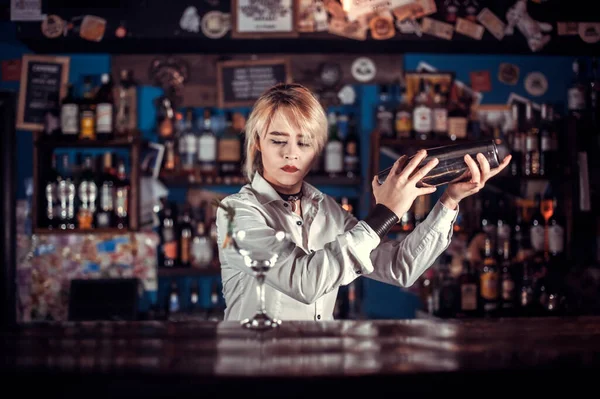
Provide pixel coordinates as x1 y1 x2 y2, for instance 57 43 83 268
33 227 135 235
34 133 142 148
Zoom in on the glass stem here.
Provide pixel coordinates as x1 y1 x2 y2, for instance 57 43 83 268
256 273 266 314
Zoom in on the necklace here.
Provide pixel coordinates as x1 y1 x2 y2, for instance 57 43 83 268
277 190 302 212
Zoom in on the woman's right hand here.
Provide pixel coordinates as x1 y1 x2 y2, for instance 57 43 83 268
371 150 439 219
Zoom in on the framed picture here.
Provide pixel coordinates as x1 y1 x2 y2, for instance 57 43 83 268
17 54 70 131
231 0 299 38
474 104 514 138
404 70 454 106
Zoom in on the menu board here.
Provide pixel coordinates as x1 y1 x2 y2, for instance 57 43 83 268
17 55 70 131
216 58 291 108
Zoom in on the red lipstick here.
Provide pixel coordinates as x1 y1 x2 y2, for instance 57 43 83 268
281 165 299 173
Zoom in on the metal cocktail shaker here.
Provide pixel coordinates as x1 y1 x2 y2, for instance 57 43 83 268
376 140 500 187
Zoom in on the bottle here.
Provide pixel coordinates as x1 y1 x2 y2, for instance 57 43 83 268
520 261 534 316
197 108 218 180
179 206 193 268
163 138 178 173
529 194 545 255
95 153 115 228
344 113 360 178
114 157 129 230
523 102 540 176
218 111 242 181
479 235 499 316
568 59 587 119
463 0 480 22
394 85 412 139
457 257 479 318
166 281 181 317
412 78 432 140
375 85 394 138
376 139 500 187
78 75 96 140
324 111 343 177
443 0 461 23
179 108 197 174
76 155 97 229
114 69 137 135
432 83 448 137
57 154 76 230
189 280 201 314
509 103 522 177
191 221 213 269
160 203 177 268
547 196 565 266
60 83 79 137
207 282 224 321
44 154 59 229
480 197 497 253
95 73 114 139
496 199 511 259
340 197 354 215
500 240 516 316
539 104 553 177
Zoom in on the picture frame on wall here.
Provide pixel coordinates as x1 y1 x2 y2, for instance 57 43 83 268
16 54 70 131
404 70 455 106
231 0 299 38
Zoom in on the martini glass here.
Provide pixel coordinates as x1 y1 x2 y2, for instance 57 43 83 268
230 228 290 330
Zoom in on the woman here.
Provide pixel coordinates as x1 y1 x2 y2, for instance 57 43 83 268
215 83 511 322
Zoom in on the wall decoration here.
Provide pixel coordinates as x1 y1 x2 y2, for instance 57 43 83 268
420 17 454 40
455 17 484 40
470 70 491 92
498 62 519 85
404 70 454 105
17 54 70 131
474 104 514 139
40 15 65 39
232 0 299 38
477 7 505 40
1 59 22 82
343 0 413 22
180 6 201 33
201 11 231 39
149 57 190 108
216 57 292 107
370 12 396 40
578 23 600 44
328 18 368 40
351 57 376 82
504 0 552 52
78 15 107 42
524 71 548 97
557 22 579 36
297 0 316 32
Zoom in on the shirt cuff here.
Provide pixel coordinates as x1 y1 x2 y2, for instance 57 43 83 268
425 200 459 234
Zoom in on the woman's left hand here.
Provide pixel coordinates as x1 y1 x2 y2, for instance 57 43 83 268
441 153 512 210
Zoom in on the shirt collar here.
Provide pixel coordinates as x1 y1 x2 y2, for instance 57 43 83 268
251 172 324 205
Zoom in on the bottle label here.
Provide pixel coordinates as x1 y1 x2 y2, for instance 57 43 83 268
413 106 432 133
568 87 586 110
179 134 198 155
192 238 213 268
377 110 393 135
549 224 564 253
480 271 499 300
100 184 114 210
325 141 343 173
198 136 217 162
460 283 477 310
61 104 78 134
96 212 110 227
218 139 241 162
180 236 191 263
502 279 515 301
96 103 113 133
116 188 128 217
448 117 467 139
395 110 412 134
433 108 448 132
163 241 177 260
78 180 98 206
80 111 95 139
526 135 538 151
541 135 551 151
530 224 545 252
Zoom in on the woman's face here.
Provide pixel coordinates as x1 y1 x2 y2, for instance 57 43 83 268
258 110 317 194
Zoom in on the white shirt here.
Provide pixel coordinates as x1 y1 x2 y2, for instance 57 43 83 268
215 172 458 322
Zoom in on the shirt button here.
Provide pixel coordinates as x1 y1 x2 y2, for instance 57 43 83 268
283 203 289 208
317 314 321 320
296 221 302 226
355 269 362 275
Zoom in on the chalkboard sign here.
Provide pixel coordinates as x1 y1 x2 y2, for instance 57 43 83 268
17 55 70 131
216 58 291 108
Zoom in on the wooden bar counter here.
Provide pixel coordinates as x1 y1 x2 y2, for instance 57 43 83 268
2 316 600 396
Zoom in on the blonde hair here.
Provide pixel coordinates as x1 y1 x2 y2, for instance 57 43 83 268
242 83 328 181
